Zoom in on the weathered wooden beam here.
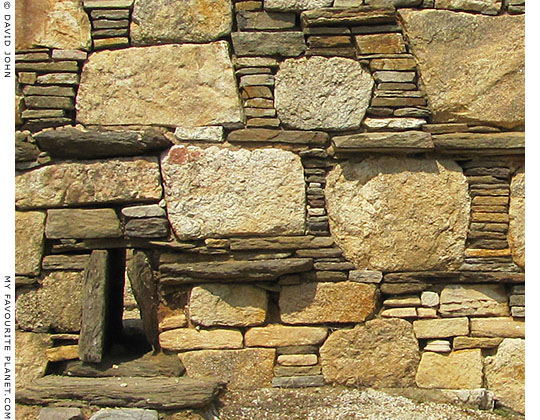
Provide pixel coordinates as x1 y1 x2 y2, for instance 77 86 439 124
16 376 223 410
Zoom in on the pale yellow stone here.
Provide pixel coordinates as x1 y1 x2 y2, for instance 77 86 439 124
245 325 328 347
280 282 377 324
189 284 267 327
417 308 438 318
15 211 45 276
180 348 275 390
381 308 417 318
439 284 510 317
413 318 469 339
158 313 187 332
77 43 244 127
277 354 318 366
46 345 79 362
470 317 524 338
508 168 524 268
485 338 525 414
326 157 470 271
15 331 51 391
453 336 503 350
416 349 483 389
159 328 243 351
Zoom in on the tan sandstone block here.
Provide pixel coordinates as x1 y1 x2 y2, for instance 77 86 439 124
413 318 469 339
245 325 328 347
159 328 243 351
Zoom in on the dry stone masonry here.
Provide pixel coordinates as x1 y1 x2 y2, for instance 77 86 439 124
15 0 525 418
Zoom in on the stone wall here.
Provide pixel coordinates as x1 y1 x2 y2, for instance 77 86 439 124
15 0 525 417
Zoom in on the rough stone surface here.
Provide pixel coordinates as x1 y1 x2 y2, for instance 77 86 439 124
15 211 45 276
413 318 469 339
131 0 232 45
122 205 165 219
416 349 484 389
46 345 79 362
16 0 92 50
275 56 373 130
37 407 84 420
45 209 122 239
159 328 243 351
89 408 158 420
485 338 524 414
399 10 524 129
174 126 225 143
16 271 83 332
231 32 306 57
470 317 524 338
180 349 275 390
161 145 305 239
15 331 52 391
320 319 420 387
77 43 244 128
508 168 524 268
189 284 268 327
453 336 503 350
326 157 470 271
245 325 328 347
16 158 162 209
439 284 510 317
279 282 377 324
435 0 502 14
265 0 333 11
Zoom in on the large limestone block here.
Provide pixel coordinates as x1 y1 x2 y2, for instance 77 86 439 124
77 43 244 127
485 338 525 414
416 349 484 389
508 168 524 268
439 284 510 317
161 145 305 239
279 282 377 324
16 272 83 332
158 328 243 351
131 0 233 45
399 10 524 129
275 56 373 131
320 318 420 387
245 325 328 347
15 331 52 391
189 284 268 327
15 158 162 210
15 211 45 276
326 157 470 272
16 0 91 50
180 348 275 389
265 0 333 11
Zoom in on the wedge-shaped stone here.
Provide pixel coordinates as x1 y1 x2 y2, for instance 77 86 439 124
131 0 233 45
413 318 469 339
399 11 524 129
433 133 525 155
301 6 396 27
326 157 470 271
265 0 333 11
15 211 45 276
16 157 162 210
439 284 510 317
280 282 377 324
275 56 373 130
189 284 268 327
159 328 243 351
77 43 244 127
228 129 328 145
161 146 305 239
245 325 328 347
16 272 83 332
16 0 91 50
231 32 306 56
332 131 434 153
416 349 483 389
34 127 172 159
453 336 503 350
320 319 420 387
470 317 524 338
180 349 275 389
508 168 524 268
485 338 524 414
45 209 122 239
161 259 312 284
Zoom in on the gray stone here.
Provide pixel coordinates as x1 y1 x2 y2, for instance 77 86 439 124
23 86 76 97
435 0 502 15
363 117 426 130
37 73 80 85
228 129 328 145
15 211 45 276
348 270 383 283
15 157 162 210
421 291 439 307
24 96 74 109
424 339 451 353
230 236 334 250
131 0 232 45
77 43 244 128
51 49 88 61
432 132 525 154
161 145 305 239
16 271 83 332
237 11 296 30
38 407 83 420
301 6 396 27
439 284 510 317
265 0 333 11
124 218 169 238
272 375 325 387
122 205 165 218
46 209 122 239
508 168 524 268
42 255 90 271
174 126 224 143
231 32 306 56
89 408 158 419
275 56 373 130
332 131 434 153
373 71 416 83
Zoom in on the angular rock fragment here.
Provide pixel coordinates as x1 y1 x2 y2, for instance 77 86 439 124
265 0 333 11
45 209 122 239
159 328 243 351
508 168 524 268
15 211 45 276
232 32 306 56
416 349 483 389
16 332 52 391
439 284 510 317
413 318 469 339
245 325 328 347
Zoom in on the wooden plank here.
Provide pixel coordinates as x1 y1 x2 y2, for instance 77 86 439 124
16 376 223 410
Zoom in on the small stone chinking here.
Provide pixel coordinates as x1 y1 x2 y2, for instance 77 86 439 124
14 0 524 418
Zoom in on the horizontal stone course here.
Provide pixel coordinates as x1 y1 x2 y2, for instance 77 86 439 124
245 325 328 347
232 32 306 56
159 328 243 351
